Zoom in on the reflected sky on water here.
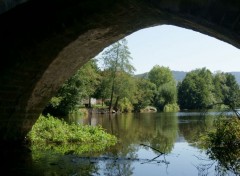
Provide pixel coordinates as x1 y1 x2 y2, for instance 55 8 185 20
65 111 237 176
3 111 238 175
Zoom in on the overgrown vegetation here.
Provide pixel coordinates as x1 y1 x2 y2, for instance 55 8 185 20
148 65 179 111
199 115 240 175
163 103 180 112
27 114 117 155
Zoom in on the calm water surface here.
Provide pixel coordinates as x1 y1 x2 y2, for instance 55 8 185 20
3 112 238 176
66 111 236 176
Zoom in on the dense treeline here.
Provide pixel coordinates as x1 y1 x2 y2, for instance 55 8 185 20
178 68 240 110
43 38 240 116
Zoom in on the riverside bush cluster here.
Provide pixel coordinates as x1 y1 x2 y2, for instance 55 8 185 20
163 103 180 112
27 114 117 155
199 116 240 174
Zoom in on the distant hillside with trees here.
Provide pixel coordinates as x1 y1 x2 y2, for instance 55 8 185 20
135 71 240 84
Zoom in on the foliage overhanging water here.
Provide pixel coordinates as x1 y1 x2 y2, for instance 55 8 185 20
3 111 239 176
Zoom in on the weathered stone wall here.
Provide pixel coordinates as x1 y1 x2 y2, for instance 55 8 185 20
0 0 240 145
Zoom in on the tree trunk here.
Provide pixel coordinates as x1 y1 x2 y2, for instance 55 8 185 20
113 96 119 112
109 82 115 113
88 96 92 108
108 42 119 113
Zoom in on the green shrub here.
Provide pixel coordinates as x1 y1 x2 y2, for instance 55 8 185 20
163 103 180 112
199 116 240 174
27 114 117 155
118 97 133 112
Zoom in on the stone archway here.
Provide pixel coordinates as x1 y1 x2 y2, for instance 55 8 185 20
0 0 240 145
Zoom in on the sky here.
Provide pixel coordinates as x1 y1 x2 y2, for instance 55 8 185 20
97 24 240 75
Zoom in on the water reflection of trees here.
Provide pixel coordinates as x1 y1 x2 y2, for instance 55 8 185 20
178 115 214 145
194 115 240 175
97 112 177 175
194 152 240 176
201 116 240 175
104 161 134 176
31 151 99 175
65 112 240 175
98 112 178 155
103 151 136 176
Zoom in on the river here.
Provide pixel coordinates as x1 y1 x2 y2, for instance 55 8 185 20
3 111 238 176
66 111 237 176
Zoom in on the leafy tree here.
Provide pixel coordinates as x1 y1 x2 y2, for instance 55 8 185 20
133 78 156 111
156 81 178 110
113 71 137 111
43 59 100 116
148 65 178 111
222 73 240 109
212 72 240 114
199 116 240 175
118 97 134 113
178 67 215 110
98 38 135 112
213 71 227 104
148 65 173 87
77 58 101 107
93 70 112 106
94 70 137 111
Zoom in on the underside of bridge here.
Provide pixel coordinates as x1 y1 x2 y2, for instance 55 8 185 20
0 0 240 146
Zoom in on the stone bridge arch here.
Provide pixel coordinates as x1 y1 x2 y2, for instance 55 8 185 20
0 0 240 145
